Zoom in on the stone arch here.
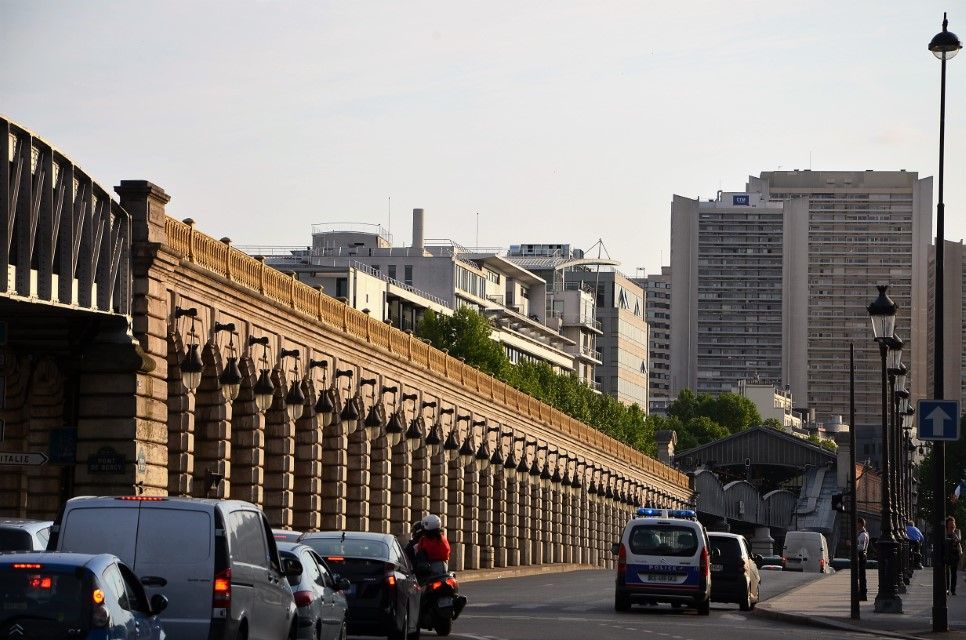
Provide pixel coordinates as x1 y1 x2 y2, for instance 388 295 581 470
192 341 231 499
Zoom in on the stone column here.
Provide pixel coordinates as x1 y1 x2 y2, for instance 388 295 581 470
518 478 533 566
166 338 194 497
230 358 265 508
320 418 348 531
429 455 449 533
560 489 572 563
192 344 231 499
294 380 324 531
531 484 545 565
410 446 431 526
751 526 775 555
462 466 481 569
447 461 466 571
345 428 372 531
390 442 412 538
479 470 495 569
493 472 510 567
264 368 294 528
369 436 392 533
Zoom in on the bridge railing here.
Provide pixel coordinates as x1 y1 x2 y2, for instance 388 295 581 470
1 117 131 315
163 216 688 489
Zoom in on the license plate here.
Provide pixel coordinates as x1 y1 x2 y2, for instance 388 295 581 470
711 564 723 572
646 574 679 582
437 597 453 608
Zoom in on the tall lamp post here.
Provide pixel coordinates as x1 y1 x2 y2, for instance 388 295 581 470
929 13 961 632
868 285 901 613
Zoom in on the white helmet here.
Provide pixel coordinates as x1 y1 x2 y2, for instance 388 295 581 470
421 514 442 532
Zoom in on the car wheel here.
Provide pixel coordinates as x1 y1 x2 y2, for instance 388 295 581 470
615 592 631 612
388 609 408 640
238 621 248 640
434 619 453 636
739 588 752 612
697 598 710 616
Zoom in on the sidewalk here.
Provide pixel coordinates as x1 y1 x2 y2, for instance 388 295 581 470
756 568 966 639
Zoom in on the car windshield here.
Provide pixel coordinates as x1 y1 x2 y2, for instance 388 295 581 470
301 537 390 560
628 524 698 557
0 564 92 628
710 537 742 559
0 529 34 552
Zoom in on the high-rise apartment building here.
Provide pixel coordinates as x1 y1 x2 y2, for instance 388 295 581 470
928 240 966 409
634 267 672 414
671 192 790 396
671 171 931 460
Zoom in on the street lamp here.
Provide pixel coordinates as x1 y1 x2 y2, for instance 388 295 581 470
930 14 961 630
868 284 902 613
885 335 908 592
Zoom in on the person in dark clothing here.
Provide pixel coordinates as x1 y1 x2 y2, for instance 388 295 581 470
857 517 869 601
404 521 425 568
944 515 962 595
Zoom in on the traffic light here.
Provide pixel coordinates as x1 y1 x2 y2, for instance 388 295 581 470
832 493 845 512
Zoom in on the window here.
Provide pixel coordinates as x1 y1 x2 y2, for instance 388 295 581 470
229 510 269 566
311 551 334 588
118 563 150 613
628 525 698 557
102 563 130 611
388 265 397 280
404 265 413 286
335 278 348 299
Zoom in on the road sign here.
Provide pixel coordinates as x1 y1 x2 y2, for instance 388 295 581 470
0 451 49 466
917 400 961 441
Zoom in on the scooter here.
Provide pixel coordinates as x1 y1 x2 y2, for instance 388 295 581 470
416 562 467 637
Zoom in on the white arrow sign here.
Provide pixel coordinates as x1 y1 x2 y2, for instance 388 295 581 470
926 406 952 438
0 451 49 466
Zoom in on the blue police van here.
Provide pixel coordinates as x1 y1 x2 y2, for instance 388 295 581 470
613 508 711 615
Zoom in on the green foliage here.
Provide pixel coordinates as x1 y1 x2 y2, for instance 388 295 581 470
819 439 838 452
415 307 658 458
415 308 511 379
917 414 966 528
761 418 784 430
664 389 764 451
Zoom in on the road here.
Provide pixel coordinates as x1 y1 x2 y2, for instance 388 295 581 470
350 569 895 640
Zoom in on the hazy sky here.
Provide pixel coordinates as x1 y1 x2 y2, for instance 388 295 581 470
2 1 964 274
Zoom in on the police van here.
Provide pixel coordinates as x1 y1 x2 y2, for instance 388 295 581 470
613 508 711 615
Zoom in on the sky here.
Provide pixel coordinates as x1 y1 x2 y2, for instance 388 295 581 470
2 1 964 275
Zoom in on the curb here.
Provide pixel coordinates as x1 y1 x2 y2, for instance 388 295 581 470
753 604 926 640
457 563 598 584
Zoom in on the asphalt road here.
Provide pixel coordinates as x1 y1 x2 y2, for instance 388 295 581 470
348 569 897 640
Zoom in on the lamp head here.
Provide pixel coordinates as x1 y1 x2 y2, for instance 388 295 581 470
931 13 963 60
218 356 242 402
867 285 897 340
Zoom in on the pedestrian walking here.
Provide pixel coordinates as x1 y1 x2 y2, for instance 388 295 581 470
857 517 869 601
906 520 924 570
944 515 962 595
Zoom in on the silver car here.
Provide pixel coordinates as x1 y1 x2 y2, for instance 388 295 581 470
0 518 53 551
278 543 349 640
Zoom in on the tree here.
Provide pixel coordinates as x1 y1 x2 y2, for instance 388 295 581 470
917 415 966 528
706 393 762 434
762 418 784 430
416 308 511 379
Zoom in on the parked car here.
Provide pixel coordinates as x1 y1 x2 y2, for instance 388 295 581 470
300 531 421 639
49 495 302 640
708 532 761 611
0 551 168 638
613 508 711 615
0 518 53 551
782 531 832 573
275 529 305 543
755 554 785 570
278 542 349 640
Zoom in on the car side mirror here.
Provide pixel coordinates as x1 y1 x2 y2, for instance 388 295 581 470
611 543 620 556
150 594 169 616
283 557 304 578
753 554 763 563
335 577 351 592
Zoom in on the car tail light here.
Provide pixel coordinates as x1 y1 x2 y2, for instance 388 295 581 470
115 496 167 501
28 576 52 589
327 556 345 563
213 568 231 608
387 575 397 588
429 580 443 591
617 543 627 575
819 558 825 572
293 590 314 607
11 564 42 570
445 577 457 590
700 547 710 578
92 588 110 628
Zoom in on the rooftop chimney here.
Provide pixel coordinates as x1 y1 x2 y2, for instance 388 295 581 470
412 208 424 251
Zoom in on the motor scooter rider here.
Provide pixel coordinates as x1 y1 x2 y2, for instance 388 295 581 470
417 514 450 564
404 520 425 568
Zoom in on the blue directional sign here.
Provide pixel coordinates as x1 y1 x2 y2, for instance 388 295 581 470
917 400 961 441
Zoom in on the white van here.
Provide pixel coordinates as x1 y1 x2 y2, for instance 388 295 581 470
783 530 831 573
49 496 301 640
613 508 712 615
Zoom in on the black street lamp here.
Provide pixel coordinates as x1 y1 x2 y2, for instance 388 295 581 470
930 12 962 632
884 334 909 594
868 285 902 613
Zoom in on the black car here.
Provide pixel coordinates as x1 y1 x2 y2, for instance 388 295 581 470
299 531 421 640
708 532 761 611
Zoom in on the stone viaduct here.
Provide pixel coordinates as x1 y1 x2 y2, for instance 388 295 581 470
0 116 691 571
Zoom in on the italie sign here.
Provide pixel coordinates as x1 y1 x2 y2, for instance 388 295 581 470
87 447 126 474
